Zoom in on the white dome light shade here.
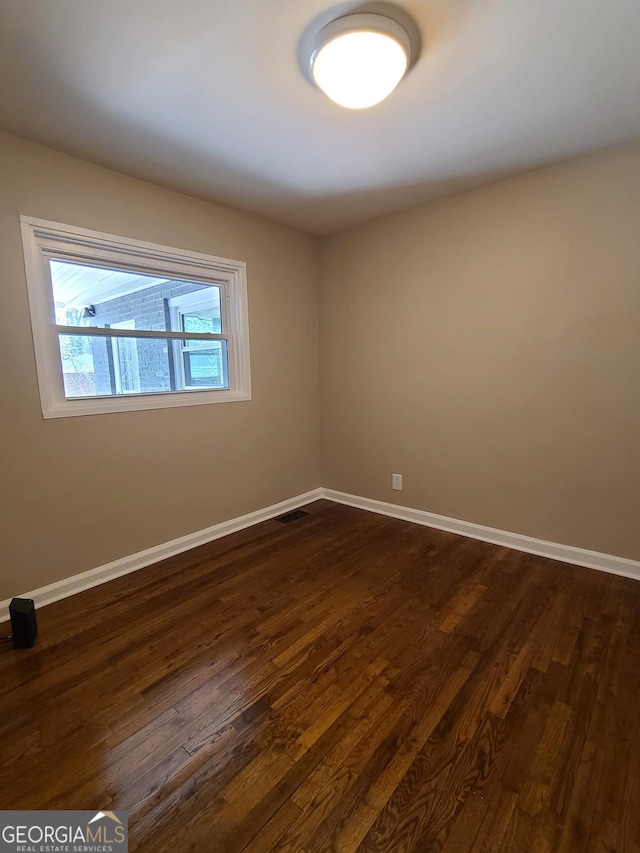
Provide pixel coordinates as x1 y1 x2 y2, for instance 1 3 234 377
307 12 417 109
313 30 408 109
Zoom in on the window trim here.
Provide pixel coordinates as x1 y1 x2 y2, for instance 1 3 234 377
20 216 251 418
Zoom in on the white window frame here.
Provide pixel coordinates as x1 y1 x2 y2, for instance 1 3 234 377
20 216 251 418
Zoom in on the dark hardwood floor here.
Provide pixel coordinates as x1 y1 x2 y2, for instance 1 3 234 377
1 500 639 852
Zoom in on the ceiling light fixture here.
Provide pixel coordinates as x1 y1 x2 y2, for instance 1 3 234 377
303 6 420 109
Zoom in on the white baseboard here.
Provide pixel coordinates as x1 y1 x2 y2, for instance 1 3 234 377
0 489 323 614
321 489 640 582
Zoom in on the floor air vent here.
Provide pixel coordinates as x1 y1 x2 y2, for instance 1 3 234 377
276 509 310 524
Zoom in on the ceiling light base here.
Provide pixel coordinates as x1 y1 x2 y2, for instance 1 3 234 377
300 2 421 109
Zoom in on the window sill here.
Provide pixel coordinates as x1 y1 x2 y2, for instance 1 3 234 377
42 388 252 418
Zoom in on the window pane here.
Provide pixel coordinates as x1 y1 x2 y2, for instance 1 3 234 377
110 319 140 393
59 334 172 397
58 334 229 397
181 307 222 335
58 334 97 397
182 342 228 388
112 337 141 393
50 259 221 334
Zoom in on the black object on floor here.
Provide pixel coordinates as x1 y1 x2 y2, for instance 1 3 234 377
276 509 310 524
9 598 38 649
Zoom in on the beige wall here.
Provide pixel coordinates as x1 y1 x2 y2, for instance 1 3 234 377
0 132 320 600
2 131 639 604
320 142 640 561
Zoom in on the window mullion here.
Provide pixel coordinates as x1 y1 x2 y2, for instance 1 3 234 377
54 324 228 342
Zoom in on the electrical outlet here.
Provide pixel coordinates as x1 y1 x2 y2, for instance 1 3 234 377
392 473 403 491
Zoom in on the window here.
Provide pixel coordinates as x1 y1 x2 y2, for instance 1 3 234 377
21 217 251 417
167 290 227 390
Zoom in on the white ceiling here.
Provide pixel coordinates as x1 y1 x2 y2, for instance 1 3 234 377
0 0 639 234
